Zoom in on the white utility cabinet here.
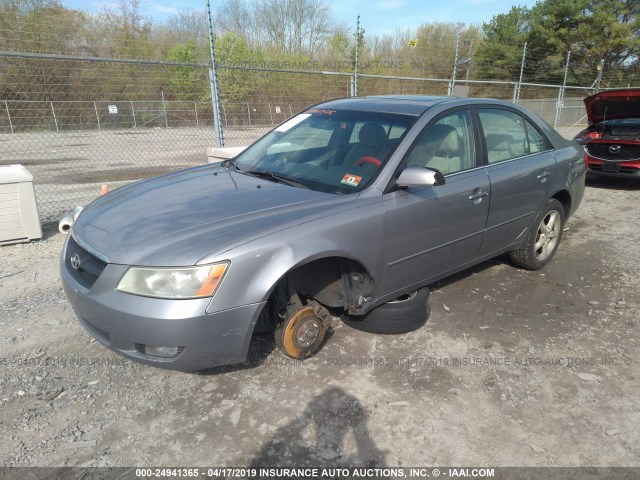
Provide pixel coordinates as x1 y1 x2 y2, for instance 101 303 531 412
0 164 43 245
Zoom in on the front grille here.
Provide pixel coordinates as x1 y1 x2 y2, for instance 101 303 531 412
65 236 108 289
585 142 640 161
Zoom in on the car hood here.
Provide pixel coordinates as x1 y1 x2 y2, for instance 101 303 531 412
73 164 360 266
583 89 640 124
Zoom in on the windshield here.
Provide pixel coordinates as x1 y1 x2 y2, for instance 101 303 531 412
233 108 417 194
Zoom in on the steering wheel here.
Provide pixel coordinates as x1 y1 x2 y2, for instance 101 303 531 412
356 156 382 168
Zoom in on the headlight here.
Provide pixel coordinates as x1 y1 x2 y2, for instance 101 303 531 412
116 262 229 299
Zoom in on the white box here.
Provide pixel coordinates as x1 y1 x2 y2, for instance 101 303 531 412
0 164 43 245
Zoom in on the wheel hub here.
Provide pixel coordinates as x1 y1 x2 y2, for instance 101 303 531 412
276 305 328 359
295 317 321 348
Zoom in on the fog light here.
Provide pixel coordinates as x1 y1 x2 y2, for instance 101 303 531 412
143 345 181 358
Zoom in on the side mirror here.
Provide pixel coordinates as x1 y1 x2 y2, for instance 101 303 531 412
396 166 445 188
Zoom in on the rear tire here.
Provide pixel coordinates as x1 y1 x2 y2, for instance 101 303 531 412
343 288 431 334
510 198 565 270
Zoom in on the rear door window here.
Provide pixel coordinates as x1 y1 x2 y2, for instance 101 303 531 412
478 109 551 163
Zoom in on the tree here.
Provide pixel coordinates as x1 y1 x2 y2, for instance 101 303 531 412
166 8 208 47
95 0 153 58
473 7 529 81
216 0 257 46
216 31 262 103
167 41 207 101
475 0 640 86
253 0 333 56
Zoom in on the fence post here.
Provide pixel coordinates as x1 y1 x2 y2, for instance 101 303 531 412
247 103 251 126
448 32 461 96
353 14 360 97
50 101 59 132
595 59 604 93
131 101 137 127
4 100 13 134
194 102 199 127
513 42 527 103
161 91 169 128
269 103 274 124
94 102 101 130
206 0 225 147
554 50 571 129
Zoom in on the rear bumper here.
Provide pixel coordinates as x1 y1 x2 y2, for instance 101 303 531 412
60 238 265 371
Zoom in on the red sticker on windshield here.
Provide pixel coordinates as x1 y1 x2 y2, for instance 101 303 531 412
341 174 362 187
306 108 336 115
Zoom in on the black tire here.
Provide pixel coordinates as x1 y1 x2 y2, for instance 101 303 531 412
510 198 566 270
343 288 431 334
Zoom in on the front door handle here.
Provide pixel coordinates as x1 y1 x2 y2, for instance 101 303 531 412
537 170 551 181
468 189 489 204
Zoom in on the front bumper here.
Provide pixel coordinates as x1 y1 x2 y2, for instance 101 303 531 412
60 237 265 371
585 156 640 177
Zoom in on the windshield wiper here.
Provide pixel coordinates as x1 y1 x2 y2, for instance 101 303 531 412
240 169 308 189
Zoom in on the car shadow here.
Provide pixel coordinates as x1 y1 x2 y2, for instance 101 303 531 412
586 176 640 191
247 386 387 469
428 256 509 291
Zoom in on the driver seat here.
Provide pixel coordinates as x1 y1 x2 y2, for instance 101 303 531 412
343 123 388 166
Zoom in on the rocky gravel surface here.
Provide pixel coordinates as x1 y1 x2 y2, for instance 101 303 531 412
0 176 638 468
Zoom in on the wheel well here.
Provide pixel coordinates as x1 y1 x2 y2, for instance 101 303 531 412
552 190 571 216
253 257 374 334
287 257 374 311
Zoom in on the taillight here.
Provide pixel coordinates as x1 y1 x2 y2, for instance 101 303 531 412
585 131 602 139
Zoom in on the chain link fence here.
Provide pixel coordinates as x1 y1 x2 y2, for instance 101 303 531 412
0 49 616 223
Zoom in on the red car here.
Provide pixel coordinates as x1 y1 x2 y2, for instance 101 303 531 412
574 89 640 177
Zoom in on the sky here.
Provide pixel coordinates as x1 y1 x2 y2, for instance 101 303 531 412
62 0 540 35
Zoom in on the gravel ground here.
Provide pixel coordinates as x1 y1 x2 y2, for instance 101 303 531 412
0 175 638 469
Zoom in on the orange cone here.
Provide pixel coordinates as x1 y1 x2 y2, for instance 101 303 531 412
100 184 109 195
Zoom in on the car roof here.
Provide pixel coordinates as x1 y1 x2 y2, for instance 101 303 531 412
315 95 452 115
314 95 524 116
313 95 571 150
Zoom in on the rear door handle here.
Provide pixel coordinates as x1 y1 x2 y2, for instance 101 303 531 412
468 189 489 204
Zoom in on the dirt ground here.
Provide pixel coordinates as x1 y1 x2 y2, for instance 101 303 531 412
0 175 638 469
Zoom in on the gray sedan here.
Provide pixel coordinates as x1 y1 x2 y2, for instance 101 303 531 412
60 95 586 371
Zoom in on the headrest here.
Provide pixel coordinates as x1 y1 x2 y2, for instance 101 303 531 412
485 133 511 151
420 124 459 155
359 123 387 148
437 127 459 155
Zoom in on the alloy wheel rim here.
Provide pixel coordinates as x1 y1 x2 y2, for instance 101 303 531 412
534 210 561 261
